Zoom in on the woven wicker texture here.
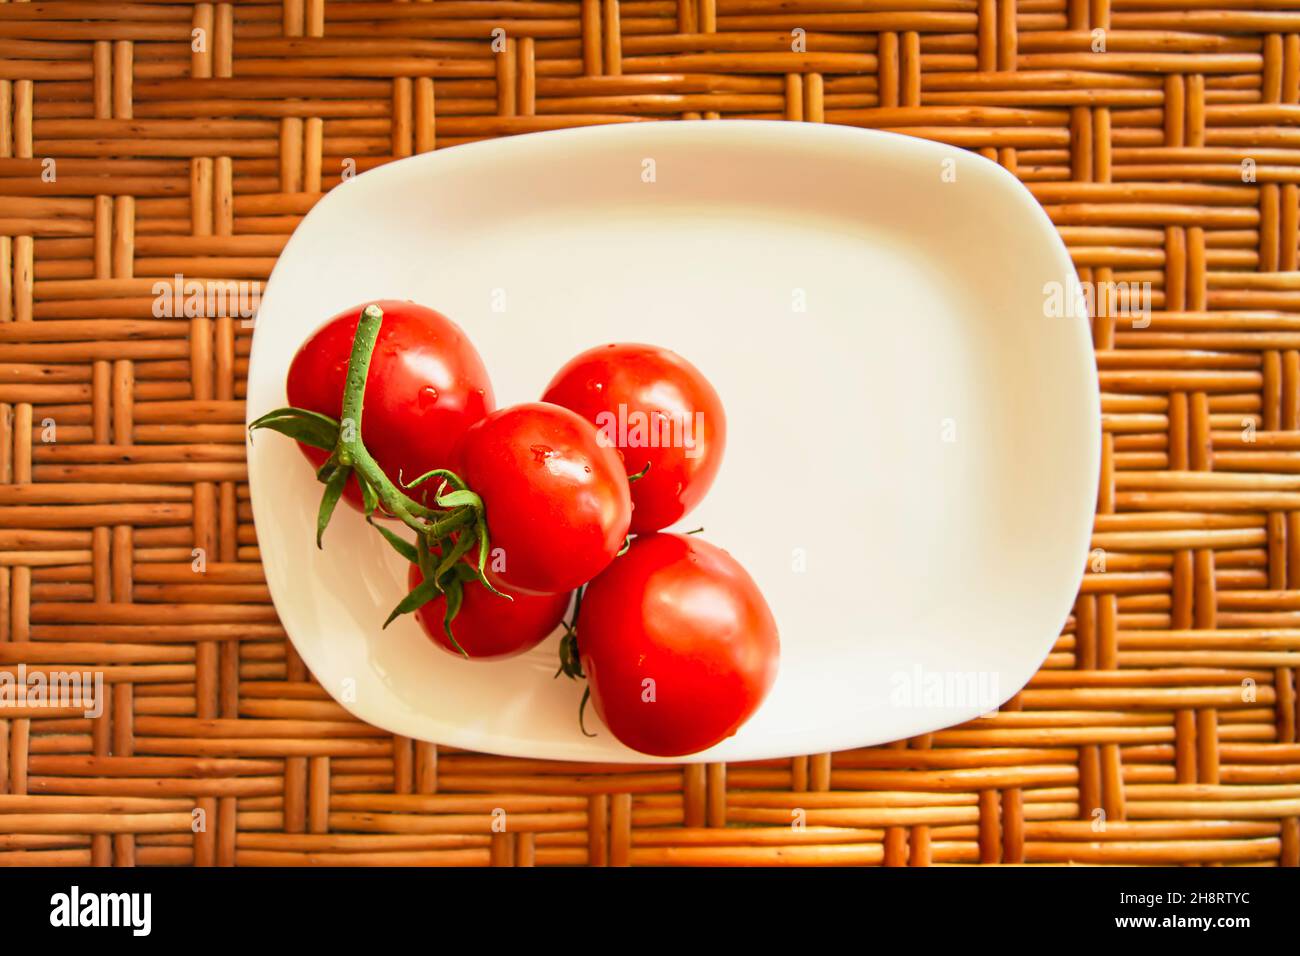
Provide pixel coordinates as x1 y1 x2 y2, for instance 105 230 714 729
1 0 1299 868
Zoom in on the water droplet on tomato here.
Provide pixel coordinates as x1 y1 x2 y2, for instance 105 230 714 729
530 444 555 463
583 465 591 474
418 385 439 407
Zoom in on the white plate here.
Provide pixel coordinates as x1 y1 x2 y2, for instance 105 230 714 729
247 121 1099 763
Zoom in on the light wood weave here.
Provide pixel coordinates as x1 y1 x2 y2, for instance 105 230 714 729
1 0 1299 867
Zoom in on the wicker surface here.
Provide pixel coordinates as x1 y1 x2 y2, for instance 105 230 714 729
0 0 1298 868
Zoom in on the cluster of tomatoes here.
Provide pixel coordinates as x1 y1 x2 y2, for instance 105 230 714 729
251 300 779 757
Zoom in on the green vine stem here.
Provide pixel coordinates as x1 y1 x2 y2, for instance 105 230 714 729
332 305 443 534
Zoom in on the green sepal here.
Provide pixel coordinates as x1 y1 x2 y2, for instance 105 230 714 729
248 406 341 452
317 465 351 548
440 575 468 658
553 586 584 681
368 518 418 564
417 536 437 580
383 573 442 628
472 518 510 600
578 685 596 738
435 488 484 511
433 529 478 582
356 471 379 515
555 628 584 681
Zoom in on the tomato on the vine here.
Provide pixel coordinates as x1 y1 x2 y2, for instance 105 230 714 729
542 343 725 534
285 300 494 510
407 560 569 660
576 532 779 757
451 402 632 596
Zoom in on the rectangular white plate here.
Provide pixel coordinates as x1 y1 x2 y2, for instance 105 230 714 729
247 121 1099 763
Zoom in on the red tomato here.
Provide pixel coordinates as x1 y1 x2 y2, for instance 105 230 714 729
452 402 631 595
285 300 494 510
542 344 726 534
577 533 779 757
407 562 569 660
